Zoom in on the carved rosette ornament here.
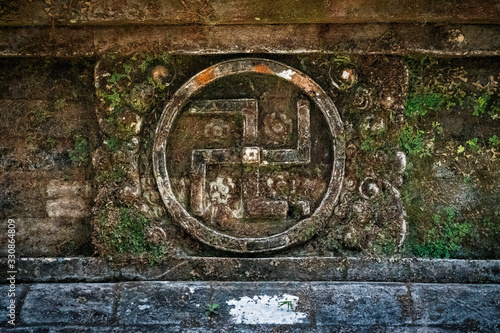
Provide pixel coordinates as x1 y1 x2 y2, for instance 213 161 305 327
329 56 409 252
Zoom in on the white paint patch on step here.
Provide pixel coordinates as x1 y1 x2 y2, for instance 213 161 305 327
226 294 307 325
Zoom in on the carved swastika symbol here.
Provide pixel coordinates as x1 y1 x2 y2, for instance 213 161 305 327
153 58 345 253
189 98 311 220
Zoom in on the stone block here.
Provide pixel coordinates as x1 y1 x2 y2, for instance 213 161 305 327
2 0 500 26
46 180 91 218
312 282 500 331
0 27 94 58
0 137 73 172
411 284 500 328
0 100 94 138
0 58 94 101
0 218 91 257
0 173 47 219
312 282 412 326
116 282 212 326
0 284 27 327
21 284 115 326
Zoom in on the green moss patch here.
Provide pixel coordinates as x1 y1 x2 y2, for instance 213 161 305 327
401 56 500 258
94 207 169 266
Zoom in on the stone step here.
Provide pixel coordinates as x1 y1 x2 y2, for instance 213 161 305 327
6 257 499 284
1 281 499 331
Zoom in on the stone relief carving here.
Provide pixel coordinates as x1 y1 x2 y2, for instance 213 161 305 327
93 55 408 256
153 58 345 252
327 56 409 253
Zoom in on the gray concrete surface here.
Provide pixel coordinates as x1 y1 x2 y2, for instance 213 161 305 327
3 257 499 284
1 282 499 331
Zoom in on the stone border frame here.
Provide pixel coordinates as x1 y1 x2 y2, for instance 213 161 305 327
153 58 345 253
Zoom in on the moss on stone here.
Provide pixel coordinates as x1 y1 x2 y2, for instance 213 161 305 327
69 135 90 166
401 56 500 259
94 207 170 265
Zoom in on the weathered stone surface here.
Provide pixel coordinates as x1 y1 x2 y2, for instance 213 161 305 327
0 175 93 257
5 281 499 331
2 24 500 57
0 173 49 219
116 282 212 325
94 24 500 56
0 100 94 138
20 284 115 326
411 284 500 327
46 180 91 218
0 58 95 101
0 57 97 257
313 282 500 330
313 282 413 326
0 328 33 333
153 58 345 252
0 26 94 57
6 326 317 332
0 218 92 257
1 0 499 26
1 327 474 333
45 328 177 333
7 257 500 284
0 138 73 173
0 284 27 327
0 4 499 332
14 258 117 283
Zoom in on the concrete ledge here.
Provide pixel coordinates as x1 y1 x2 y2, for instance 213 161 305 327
3 257 499 283
1 24 500 57
1 282 499 331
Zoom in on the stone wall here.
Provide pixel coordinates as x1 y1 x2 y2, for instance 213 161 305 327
0 58 97 256
1 2 499 331
0 0 499 265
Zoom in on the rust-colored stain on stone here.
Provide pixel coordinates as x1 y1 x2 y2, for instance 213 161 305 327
195 68 215 85
290 73 318 95
254 64 273 74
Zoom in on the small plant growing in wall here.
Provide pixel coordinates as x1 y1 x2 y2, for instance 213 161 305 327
69 135 89 166
466 137 479 151
472 93 489 116
279 300 294 311
415 207 473 258
399 126 432 158
489 135 500 147
205 301 219 318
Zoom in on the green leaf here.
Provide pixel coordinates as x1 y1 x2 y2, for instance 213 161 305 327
489 135 500 147
466 138 479 151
